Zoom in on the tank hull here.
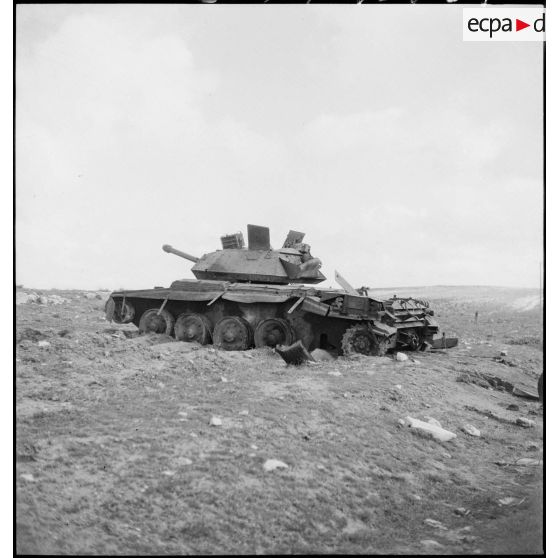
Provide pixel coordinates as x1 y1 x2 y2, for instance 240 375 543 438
106 279 450 355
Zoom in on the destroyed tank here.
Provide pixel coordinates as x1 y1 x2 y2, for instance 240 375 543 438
105 225 457 356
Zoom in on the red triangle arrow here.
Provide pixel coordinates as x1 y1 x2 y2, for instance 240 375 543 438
516 19 530 32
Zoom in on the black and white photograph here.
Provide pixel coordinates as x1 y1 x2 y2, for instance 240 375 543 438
14 1 546 555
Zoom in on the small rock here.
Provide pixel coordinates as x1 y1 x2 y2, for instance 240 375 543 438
220 376 228 383
425 417 442 428
162 470 176 476
37 340 51 348
424 518 448 530
454 507 471 516
442 452 452 459
311 348 334 361
406 416 457 442
38 295 49 304
462 424 481 437
394 384 402 390
20 473 35 482
498 497 520 506
328 370 342 377
420 540 444 550
263 459 289 472
412 494 422 501
209 416 222 426
157 382 165 389
397 418 406 426
250 444 258 450
343 392 350 398
500 350 508 356
395 352 408 362
178 412 188 418
411 359 420 364
239 410 249 415
507 404 520 411
84 293 97 299
516 417 535 428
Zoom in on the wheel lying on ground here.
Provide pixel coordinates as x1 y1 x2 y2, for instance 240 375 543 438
213 316 253 351
341 325 389 357
138 308 175 336
254 318 294 348
174 313 212 344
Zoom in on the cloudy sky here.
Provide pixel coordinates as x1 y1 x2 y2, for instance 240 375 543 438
16 4 543 290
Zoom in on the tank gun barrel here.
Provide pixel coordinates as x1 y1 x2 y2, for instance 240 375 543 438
162 244 200 263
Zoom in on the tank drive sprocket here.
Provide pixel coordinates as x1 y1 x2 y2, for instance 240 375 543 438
341 325 389 357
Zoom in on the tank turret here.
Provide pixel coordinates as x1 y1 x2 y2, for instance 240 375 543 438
163 224 326 285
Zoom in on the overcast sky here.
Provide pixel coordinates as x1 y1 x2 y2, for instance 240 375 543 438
16 4 543 290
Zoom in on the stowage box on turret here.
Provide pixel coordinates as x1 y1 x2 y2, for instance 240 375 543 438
105 225 457 355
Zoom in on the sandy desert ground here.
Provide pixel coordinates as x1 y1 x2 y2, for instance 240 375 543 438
16 285 543 555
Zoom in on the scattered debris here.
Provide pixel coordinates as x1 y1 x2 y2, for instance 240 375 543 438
516 417 535 428
209 416 222 426
275 341 315 365
263 459 289 472
514 457 542 466
461 424 481 437
405 416 457 442
512 386 539 401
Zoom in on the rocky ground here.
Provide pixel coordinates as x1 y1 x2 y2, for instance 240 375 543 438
15 286 543 555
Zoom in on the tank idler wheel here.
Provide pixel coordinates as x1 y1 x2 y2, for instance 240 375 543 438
341 325 388 357
213 316 254 351
254 318 295 348
138 308 175 336
175 313 212 345
105 298 135 324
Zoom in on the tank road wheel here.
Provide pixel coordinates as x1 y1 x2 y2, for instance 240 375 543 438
138 308 175 336
213 316 254 351
254 318 295 348
341 325 388 357
175 313 212 345
402 330 421 351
